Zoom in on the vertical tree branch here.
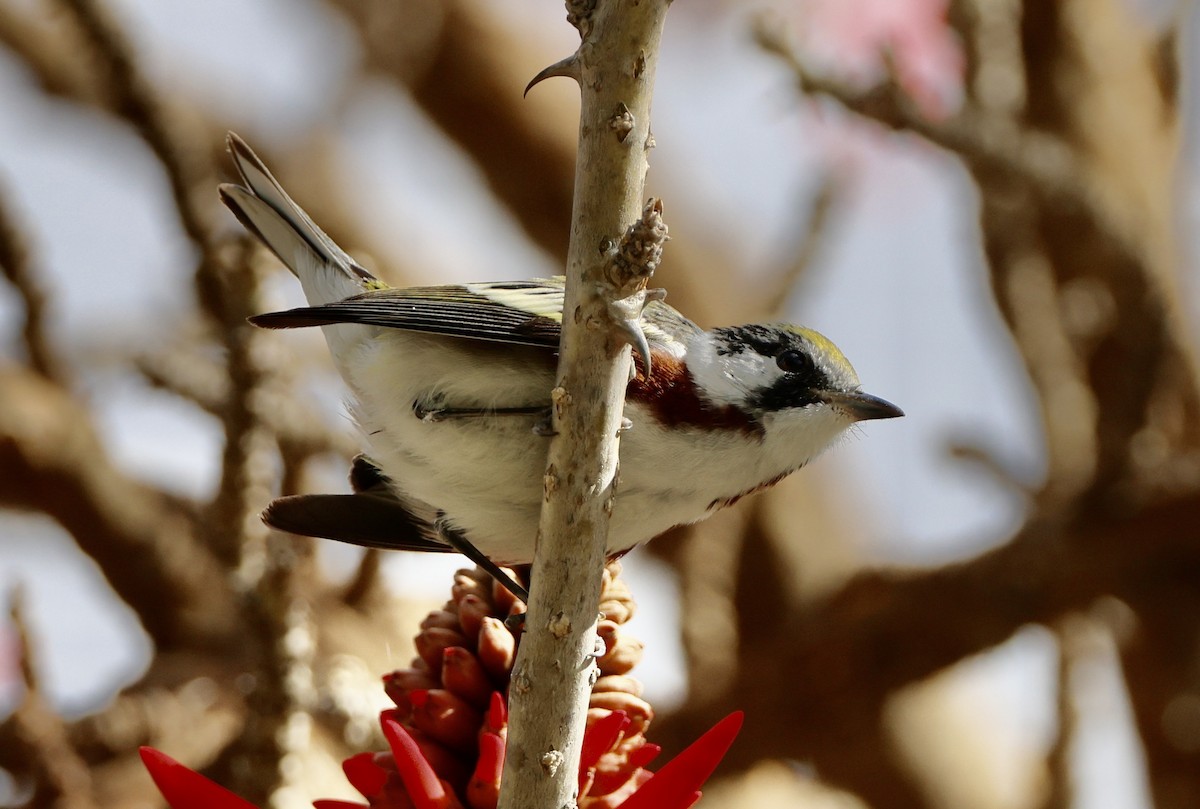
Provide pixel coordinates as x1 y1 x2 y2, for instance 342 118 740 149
0 188 64 382
6 589 99 809
497 2 670 807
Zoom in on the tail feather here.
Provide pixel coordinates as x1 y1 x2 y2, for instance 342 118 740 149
262 493 451 553
220 132 380 306
261 456 450 553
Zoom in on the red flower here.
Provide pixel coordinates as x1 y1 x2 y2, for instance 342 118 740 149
141 711 742 809
139 748 259 809
614 712 743 809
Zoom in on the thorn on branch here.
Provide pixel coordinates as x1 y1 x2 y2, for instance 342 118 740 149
524 54 581 97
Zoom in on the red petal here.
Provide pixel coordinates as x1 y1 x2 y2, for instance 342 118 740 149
139 748 260 809
615 712 743 809
475 732 505 784
627 743 661 770
579 711 630 793
465 732 504 809
485 692 507 732
342 752 389 799
583 712 629 766
380 716 455 809
312 801 369 809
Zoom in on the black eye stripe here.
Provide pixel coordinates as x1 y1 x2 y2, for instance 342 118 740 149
713 324 848 412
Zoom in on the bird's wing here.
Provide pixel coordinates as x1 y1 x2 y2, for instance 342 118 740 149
251 280 566 349
251 278 702 354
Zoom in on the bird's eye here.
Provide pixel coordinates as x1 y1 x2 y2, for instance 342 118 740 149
776 349 813 375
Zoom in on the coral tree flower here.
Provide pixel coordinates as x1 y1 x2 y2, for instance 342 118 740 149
141 564 742 809
142 709 740 809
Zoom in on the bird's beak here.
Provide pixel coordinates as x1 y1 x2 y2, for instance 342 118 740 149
821 390 905 421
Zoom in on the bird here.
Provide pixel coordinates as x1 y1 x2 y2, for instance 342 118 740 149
219 133 903 596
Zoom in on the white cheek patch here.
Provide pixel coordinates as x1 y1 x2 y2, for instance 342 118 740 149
685 333 786 408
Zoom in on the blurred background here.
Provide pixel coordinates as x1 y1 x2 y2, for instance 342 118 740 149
1 0 1198 807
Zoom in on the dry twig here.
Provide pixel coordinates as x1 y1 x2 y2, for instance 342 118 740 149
3 589 99 809
0 189 63 381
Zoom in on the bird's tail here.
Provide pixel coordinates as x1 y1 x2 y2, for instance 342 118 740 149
218 132 383 307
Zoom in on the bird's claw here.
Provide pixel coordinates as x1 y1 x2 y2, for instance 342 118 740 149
607 287 666 380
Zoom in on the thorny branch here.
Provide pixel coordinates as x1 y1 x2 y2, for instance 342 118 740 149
498 2 670 807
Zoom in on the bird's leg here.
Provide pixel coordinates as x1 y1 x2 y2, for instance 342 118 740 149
433 516 530 604
607 285 668 380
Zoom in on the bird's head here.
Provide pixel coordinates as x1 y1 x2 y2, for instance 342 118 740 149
684 323 902 452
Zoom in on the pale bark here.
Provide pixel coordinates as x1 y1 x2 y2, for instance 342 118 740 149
497 2 670 807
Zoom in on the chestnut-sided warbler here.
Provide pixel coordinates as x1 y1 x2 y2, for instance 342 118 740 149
220 134 902 584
